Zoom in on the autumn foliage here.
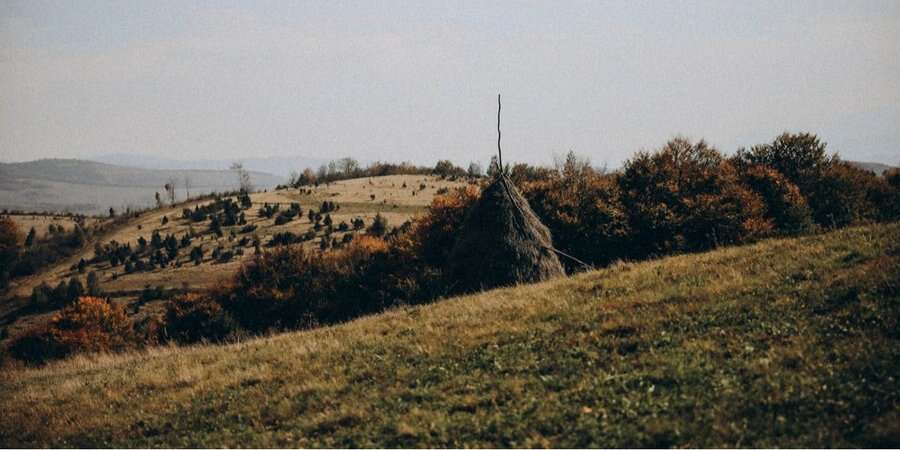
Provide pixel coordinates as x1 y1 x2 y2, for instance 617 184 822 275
8 132 900 364
10 296 136 364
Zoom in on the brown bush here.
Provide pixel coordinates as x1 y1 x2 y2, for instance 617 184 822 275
809 161 883 227
735 132 831 194
876 168 900 221
521 170 630 268
0 216 18 289
9 296 136 364
164 293 238 343
407 185 480 266
736 164 813 235
885 168 900 191
619 138 767 256
225 235 403 331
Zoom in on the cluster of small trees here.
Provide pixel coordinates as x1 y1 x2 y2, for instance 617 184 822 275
184 196 248 226
286 158 483 188
30 272 102 309
265 213 377 249
515 133 900 268
0 220 89 290
274 203 302 225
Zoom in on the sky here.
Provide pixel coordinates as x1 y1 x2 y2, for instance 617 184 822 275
2 0 899 169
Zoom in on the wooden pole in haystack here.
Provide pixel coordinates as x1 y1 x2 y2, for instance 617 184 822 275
497 94 503 171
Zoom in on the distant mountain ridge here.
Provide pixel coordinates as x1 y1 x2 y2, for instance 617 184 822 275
91 153 327 178
848 160 897 176
1 159 283 188
0 159 284 215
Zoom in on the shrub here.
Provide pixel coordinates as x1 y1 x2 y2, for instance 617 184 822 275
874 168 900 221
367 213 389 237
274 211 294 225
9 297 136 364
886 168 900 191
736 164 813 235
619 138 767 256
735 132 831 195
0 217 18 289
406 185 480 267
224 235 401 331
521 171 631 269
268 231 299 246
163 293 238 343
808 161 881 227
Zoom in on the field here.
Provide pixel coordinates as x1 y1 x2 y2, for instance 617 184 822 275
0 175 469 345
1 223 897 447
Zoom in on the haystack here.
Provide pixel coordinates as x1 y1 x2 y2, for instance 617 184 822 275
448 174 565 292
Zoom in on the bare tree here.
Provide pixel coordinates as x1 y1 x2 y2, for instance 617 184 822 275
467 162 483 178
230 162 253 193
183 175 192 200
164 178 177 204
554 150 592 178
337 157 360 177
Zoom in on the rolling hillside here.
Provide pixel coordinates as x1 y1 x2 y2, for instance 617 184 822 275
91 154 327 178
1 223 897 447
0 159 284 215
0 174 470 348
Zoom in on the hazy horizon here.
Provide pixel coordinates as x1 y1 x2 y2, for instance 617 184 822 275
3 1 899 168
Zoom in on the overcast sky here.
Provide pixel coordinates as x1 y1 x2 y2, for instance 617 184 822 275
2 0 899 168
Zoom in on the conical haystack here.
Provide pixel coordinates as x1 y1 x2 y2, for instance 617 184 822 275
448 174 565 292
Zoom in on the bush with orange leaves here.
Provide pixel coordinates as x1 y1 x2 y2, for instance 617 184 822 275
9 296 136 364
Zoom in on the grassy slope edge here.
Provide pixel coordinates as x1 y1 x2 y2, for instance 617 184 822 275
1 224 898 447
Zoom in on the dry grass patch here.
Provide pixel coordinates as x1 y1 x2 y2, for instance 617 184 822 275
1 223 898 447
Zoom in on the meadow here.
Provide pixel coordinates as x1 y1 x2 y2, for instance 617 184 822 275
1 223 897 447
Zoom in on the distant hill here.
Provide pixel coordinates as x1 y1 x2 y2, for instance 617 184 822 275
0 159 284 215
848 160 897 176
91 153 328 178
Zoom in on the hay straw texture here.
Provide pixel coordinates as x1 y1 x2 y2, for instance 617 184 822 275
448 175 565 292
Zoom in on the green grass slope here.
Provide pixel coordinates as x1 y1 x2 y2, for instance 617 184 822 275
2 224 898 447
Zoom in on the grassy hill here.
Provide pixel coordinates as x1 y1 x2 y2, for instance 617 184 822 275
0 159 284 215
0 174 469 349
1 223 898 447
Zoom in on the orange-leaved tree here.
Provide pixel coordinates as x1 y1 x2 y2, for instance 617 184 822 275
10 296 136 364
